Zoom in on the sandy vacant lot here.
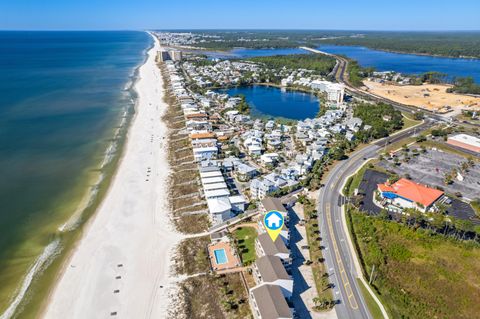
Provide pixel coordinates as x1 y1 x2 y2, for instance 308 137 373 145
364 80 480 113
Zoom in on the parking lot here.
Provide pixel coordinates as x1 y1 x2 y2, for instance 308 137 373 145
357 168 479 224
378 148 480 201
358 169 388 215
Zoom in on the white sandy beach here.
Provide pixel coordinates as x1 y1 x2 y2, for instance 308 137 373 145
43 33 183 319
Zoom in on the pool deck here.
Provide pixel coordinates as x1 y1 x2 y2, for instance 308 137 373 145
207 240 242 273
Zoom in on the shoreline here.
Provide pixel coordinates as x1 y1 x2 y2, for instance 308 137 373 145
36 39 155 318
42 32 183 319
0 33 152 319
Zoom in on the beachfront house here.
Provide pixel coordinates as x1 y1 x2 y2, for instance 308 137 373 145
243 136 263 156
249 284 293 319
250 178 275 200
250 174 288 200
252 255 293 300
207 197 233 224
193 146 218 162
228 195 247 213
255 233 291 269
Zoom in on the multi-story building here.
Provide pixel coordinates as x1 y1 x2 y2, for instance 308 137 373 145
252 255 293 300
249 284 293 319
255 233 292 269
311 80 345 103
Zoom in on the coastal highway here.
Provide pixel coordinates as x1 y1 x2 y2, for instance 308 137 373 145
300 46 461 125
317 119 433 319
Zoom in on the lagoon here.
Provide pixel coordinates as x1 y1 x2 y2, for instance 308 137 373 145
200 47 309 60
317 45 480 82
230 47 308 58
219 85 320 120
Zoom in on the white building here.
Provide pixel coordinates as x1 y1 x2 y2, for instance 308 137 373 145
207 197 232 224
311 80 345 103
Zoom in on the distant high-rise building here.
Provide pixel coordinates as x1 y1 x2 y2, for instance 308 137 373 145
157 50 182 62
170 50 183 61
157 50 171 62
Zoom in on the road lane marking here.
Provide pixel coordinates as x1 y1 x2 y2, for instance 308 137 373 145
325 203 359 310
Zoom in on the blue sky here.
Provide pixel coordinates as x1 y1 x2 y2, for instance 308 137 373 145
1 0 479 30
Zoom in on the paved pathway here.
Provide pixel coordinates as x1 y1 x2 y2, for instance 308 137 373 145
290 203 337 319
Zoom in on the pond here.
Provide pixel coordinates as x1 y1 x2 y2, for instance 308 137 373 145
218 85 320 120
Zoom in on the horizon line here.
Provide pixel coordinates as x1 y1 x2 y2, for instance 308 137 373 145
1 28 480 32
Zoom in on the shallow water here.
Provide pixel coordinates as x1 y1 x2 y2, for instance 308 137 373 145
0 31 150 317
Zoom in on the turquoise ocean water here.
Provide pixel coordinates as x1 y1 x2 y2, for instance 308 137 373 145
0 31 150 318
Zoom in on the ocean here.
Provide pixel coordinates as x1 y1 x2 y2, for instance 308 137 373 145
0 31 150 318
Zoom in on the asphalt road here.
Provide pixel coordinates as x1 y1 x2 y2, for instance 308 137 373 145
302 46 470 318
317 120 433 319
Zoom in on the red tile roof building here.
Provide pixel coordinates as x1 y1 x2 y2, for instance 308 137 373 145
377 178 444 212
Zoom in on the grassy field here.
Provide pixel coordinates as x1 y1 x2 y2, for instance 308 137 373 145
347 208 480 319
356 279 384 319
179 273 251 319
401 112 422 130
233 226 258 265
472 200 480 217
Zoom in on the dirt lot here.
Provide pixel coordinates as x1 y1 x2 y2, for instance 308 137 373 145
364 80 480 113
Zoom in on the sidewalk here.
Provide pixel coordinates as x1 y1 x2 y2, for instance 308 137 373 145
290 203 337 319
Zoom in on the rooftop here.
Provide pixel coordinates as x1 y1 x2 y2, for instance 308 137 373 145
207 197 231 214
191 132 216 139
256 255 290 282
250 284 292 319
448 134 480 148
261 197 287 214
257 233 289 255
378 178 444 207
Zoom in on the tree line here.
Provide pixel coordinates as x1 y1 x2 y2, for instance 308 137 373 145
249 54 336 76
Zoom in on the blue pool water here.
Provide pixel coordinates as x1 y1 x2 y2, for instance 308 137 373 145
218 85 320 120
317 45 480 83
214 249 228 265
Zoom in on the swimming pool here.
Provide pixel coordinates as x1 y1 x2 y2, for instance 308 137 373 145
214 248 228 265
